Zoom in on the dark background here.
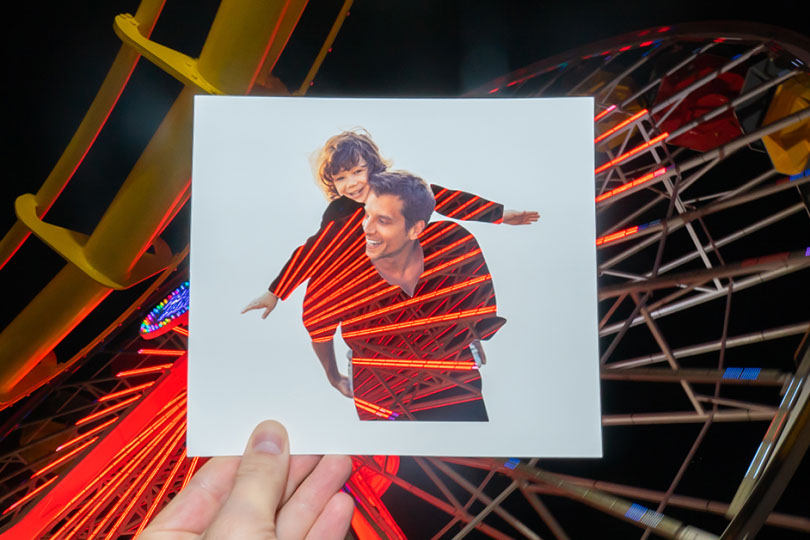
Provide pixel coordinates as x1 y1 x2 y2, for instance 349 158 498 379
2 1 808 538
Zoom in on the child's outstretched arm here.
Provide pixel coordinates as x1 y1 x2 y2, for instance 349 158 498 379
431 184 539 225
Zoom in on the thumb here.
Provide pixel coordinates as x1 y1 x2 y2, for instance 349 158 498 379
204 421 290 538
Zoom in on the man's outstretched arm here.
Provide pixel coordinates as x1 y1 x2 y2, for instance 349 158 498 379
312 340 352 398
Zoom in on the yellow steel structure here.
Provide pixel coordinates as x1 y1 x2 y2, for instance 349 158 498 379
762 73 810 175
0 0 310 403
0 0 165 272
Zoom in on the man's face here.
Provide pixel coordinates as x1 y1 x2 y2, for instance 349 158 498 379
332 159 369 202
363 192 420 262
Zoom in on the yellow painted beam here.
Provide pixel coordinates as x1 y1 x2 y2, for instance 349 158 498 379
0 0 309 397
0 0 166 271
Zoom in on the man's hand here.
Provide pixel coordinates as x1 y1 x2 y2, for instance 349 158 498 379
502 209 540 225
140 420 354 540
241 291 280 319
330 374 353 398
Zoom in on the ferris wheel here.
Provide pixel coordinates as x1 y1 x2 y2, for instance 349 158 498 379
0 9 808 540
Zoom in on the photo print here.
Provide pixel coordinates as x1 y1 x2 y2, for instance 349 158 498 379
188 96 601 457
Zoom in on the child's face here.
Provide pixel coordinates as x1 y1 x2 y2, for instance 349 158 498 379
332 159 369 203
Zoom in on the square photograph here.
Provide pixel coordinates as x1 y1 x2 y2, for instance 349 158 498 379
188 96 601 456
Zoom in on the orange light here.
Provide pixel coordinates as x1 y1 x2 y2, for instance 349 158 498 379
354 397 396 418
137 349 185 356
409 395 482 412
457 201 496 221
423 248 483 277
56 418 117 451
594 105 616 122
172 326 189 336
445 196 481 219
595 226 639 246
434 190 462 212
352 358 478 370
182 457 201 490
595 167 667 203
31 437 99 478
75 394 142 425
277 222 335 299
98 381 155 402
342 305 497 339
273 245 303 298
2 476 59 515
50 396 187 536
594 109 649 143
116 364 173 377
306 209 364 281
135 448 188 536
102 426 186 539
594 132 669 174
341 275 491 329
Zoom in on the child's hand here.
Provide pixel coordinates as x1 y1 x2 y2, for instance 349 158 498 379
241 291 280 318
503 209 540 225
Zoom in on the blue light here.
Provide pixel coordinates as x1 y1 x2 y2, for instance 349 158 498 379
790 169 809 181
741 368 761 380
731 54 742 60
504 458 520 470
723 367 743 379
625 504 664 527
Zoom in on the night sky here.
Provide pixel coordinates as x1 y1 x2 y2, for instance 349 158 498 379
3 1 809 537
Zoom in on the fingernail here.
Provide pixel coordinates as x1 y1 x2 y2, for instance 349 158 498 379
252 430 284 455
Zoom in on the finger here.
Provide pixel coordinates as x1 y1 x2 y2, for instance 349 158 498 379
276 455 353 539
283 455 322 504
262 306 271 319
241 302 257 314
140 456 240 537
304 491 355 540
204 421 290 538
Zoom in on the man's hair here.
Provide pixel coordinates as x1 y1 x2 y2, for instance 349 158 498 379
368 170 435 230
317 130 388 199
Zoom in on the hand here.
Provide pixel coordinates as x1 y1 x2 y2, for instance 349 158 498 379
140 420 354 540
503 209 540 225
330 375 353 398
242 291 280 319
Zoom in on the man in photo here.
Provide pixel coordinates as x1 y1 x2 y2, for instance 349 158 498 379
304 171 506 421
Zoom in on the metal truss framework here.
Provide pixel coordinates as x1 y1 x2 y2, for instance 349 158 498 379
0 13 809 540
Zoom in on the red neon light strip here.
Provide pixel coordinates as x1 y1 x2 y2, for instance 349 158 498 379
31 437 99 478
304 281 398 327
352 358 478 370
594 104 616 122
103 425 186 539
171 326 189 336
60 405 186 538
341 275 491 329
423 248 483 278
137 349 185 356
182 457 202 490
445 196 481 218
434 190 462 211
116 364 173 377
304 265 379 315
354 397 396 419
66 409 185 539
423 235 474 264
2 476 59 515
457 201 496 221
595 225 639 246
594 109 649 143
595 167 667 203
342 306 497 339
419 221 455 247
304 243 371 308
307 235 367 295
283 221 335 296
409 395 482 413
135 448 188 536
98 381 155 402
594 132 669 174
305 210 364 280
56 418 117 452
75 394 142 425
273 245 303 297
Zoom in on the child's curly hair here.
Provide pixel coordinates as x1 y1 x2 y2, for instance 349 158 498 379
316 130 389 199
